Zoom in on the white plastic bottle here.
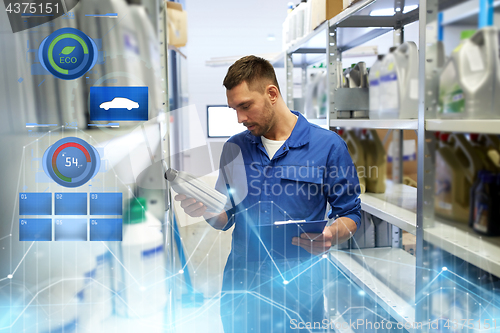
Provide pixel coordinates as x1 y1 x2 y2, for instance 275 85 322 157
295 1 306 40
438 28 500 119
369 55 385 119
379 42 419 119
78 247 114 330
115 197 167 318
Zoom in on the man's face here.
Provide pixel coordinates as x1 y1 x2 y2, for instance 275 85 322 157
226 81 275 137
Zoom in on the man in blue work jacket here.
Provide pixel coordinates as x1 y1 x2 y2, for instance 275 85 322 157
175 55 361 332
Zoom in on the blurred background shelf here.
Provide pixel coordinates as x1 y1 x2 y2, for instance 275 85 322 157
426 119 500 134
441 0 500 26
331 119 418 130
425 218 500 277
360 181 417 235
330 247 416 331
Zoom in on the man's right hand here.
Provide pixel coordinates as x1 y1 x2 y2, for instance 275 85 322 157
174 194 207 217
174 194 229 229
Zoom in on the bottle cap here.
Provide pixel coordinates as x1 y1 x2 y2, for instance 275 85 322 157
124 197 147 224
460 30 476 40
470 133 479 142
440 133 450 142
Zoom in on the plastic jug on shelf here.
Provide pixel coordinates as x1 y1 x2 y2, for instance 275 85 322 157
344 130 366 194
114 197 167 317
469 170 500 236
379 42 419 119
361 129 387 193
368 55 385 119
434 133 482 223
438 28 500 119
469 133 500 172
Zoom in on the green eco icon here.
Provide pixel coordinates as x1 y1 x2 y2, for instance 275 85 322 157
59 46 75 55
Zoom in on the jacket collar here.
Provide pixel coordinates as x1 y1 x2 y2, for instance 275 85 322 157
245 110 310 148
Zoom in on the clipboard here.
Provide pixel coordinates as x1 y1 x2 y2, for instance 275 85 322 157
257 220 328 260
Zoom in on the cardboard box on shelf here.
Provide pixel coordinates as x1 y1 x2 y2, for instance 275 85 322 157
311 0 344 30
375 129 418 184
343 0 363 9
166 1 187 47
402 231 416 256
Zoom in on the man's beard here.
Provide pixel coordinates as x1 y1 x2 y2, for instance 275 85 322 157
246 104 274 137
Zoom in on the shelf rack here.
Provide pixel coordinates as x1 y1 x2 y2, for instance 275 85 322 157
329 247 416 331
360 181 417 235
281 0 500 329
331 119 418 130
425 218 500 278
426 119 500 134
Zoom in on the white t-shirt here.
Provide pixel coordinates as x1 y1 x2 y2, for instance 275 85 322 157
261 136 286 160
261 115 298 160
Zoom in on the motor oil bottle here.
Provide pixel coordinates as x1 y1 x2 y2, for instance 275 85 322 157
471 171 500 235
438 28 500 119
115 197 167 317
305 70 327 119
344 130 366 194
425 12 446 119
434 133 482 223
478 134 500 168
362 129 387 193
368 55 385 119
379 42 419 119
469 134 500 172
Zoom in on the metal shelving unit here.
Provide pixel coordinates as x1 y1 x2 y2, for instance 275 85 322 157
426 119 500 134
441 0 500 25
360 181 417 235
330 119 418 130
425 218 500 277
283 0 500 329
330 248 416 331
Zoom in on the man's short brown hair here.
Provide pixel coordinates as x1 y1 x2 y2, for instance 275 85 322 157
223 55 280 93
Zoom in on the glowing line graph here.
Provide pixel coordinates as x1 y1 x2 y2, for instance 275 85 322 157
0 277 152 330
100 242 142 288
10 148 25 236
0 234 12 242
11 241 35 277
190 231 223 273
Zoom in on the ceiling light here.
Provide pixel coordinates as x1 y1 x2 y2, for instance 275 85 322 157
370 4 418 16
403 5 418 13
370 8 395 16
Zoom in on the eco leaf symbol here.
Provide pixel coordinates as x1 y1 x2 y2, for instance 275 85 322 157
59 46 75 55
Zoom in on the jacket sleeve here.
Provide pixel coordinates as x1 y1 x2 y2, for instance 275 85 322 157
323 137 362 230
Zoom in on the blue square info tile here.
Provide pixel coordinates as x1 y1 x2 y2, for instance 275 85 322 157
54 219 88 241
19 193 52 215
90 86 148 121
54 193 87 215
90 193 122 215
19 219 52 241
90 219 122 241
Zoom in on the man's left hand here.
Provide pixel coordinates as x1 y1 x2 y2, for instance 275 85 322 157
291 217 358 256
291 226 334 256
